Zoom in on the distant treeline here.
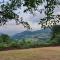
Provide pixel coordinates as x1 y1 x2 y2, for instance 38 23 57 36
0 25 60 50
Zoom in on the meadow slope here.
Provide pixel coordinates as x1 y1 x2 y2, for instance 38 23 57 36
0 47 60 60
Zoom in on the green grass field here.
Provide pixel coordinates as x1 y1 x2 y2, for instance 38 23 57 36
0 47 60 60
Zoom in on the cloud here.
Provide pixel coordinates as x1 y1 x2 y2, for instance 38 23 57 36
0 2 60 35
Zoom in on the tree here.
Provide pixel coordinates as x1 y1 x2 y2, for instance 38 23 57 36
0 0 60 28
0 0 31 29
0 34 11 43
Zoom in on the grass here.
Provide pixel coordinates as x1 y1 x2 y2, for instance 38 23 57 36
0 47 60 60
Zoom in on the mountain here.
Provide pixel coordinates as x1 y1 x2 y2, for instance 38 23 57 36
0 33 4 36
12 28 52 40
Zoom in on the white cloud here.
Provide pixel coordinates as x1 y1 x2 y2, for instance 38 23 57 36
0 1 60 35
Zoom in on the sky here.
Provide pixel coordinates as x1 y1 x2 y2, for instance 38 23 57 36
0 0 60 36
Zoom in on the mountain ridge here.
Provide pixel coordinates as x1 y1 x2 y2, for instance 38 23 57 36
12 28 52 40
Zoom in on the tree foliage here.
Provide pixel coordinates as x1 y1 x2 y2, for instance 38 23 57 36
0 0 60 29
0 34 11 43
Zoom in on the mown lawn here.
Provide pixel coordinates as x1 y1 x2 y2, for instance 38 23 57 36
0 47 60 60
